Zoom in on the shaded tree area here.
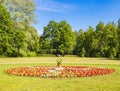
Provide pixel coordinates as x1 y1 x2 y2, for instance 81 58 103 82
117 19 120 58
40 20 76 56
39 20 119 59
0 0 39 57
0 3 26 57
74 21 119 59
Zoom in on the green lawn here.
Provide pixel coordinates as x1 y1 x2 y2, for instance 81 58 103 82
0 57 120 91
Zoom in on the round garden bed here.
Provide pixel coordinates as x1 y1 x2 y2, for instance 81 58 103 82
4 66 115 78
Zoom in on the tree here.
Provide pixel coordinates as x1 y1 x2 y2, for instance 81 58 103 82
12 30 27 57
117 19 120 58
102 22 118 58
0 4 12 31
95 22 105 57
74 29 86 57
41 20 76 56
25 27 39 53
2 0 36 30
40 21 58 54
0 3 13 56
58 21 76 56
84 26 97 57
118 19 120 29
2 0 39 56
0 3 28 57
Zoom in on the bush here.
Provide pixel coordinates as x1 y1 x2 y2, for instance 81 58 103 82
118 54 120 60
110 53 114 59
19 50 27 57
27 52 36 57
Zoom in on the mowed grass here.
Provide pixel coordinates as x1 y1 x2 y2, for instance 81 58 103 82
0 57 120 91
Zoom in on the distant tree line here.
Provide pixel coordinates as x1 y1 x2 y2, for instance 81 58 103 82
74 21 120 59
0 0 120 59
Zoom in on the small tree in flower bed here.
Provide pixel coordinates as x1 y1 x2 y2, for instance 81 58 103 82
56 57 62 67
4 66 115 78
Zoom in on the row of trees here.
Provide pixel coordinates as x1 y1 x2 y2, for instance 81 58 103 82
0 0 120 58
40 20 120 59
74 21 120 58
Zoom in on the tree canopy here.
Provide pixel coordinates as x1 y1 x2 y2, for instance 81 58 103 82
2 0 36 30
0 0 39 57
40 20 76 56
74 21 119 59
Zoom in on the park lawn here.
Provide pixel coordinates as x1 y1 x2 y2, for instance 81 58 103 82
0 57 120 91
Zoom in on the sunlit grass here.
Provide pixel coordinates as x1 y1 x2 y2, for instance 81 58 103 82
0 57 120 65
0 57 120 91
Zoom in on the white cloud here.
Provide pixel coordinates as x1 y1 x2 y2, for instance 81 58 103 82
36 0 77 12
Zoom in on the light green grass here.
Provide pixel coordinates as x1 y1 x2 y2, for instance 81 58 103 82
0 57 120 91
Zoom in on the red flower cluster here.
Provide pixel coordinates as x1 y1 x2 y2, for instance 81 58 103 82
4 66 115 78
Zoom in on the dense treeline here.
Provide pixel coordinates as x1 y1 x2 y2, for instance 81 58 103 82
74 22 120 59
0 0 120 59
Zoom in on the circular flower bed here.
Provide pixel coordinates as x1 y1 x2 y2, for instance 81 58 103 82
4 66 115 78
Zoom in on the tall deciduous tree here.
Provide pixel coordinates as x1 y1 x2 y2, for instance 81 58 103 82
95 22 105 56
84 26 97 57
0 3 27 57
25 27 39 53
74 29 86 57
58 21 76 56
2 0 39 56
41 20 76 56
117 19 120 58
2 0 36 30
104 22 118 58
0 3 13 56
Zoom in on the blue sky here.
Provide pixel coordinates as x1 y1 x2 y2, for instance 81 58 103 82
33 0 120 34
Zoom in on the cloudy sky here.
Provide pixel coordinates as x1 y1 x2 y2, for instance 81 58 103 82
33 0 120 34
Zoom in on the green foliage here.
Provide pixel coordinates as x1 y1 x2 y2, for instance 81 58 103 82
56 57 62 64
118 54 120 59
41 20 76 56
110 53 114 59
0 1 39 57
25 27 39 52
18 49 27 57
0 4 13 57
0 13 27 58
84 26 96 57
12 31 27 57
81 48 86 57
74 29 86 56
27 52 37 57
2 0 36 30
74 21 119 58
117 19 120 58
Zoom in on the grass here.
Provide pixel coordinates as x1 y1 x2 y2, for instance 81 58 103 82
0 57 120 91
